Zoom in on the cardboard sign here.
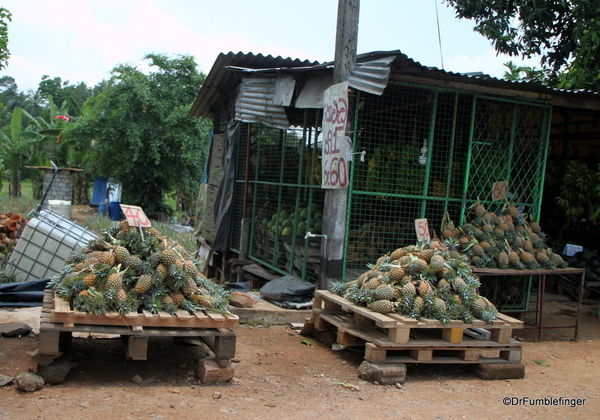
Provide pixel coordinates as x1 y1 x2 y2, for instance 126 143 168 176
415 218 430 242
492 181 508 201
120 204 151 228
321 81 350 189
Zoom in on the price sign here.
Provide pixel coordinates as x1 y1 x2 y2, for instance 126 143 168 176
120 204 151 228
415 218 430 242
492 181 508 201
321 81 350 189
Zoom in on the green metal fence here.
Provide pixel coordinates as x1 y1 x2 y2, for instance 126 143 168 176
228 81 551 287
229 113 325 283
346 82 552 278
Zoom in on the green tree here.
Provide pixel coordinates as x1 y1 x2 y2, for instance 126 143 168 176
0 107 41 197
0 8 11 70
67 53 210 217
444 0 600 89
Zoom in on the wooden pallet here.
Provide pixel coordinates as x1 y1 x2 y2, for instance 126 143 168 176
49 290 239 331
309 290 523 364
37 290 237 364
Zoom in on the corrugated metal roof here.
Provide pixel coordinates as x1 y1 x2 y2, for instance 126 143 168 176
234 77 291 129
190 50 600 120
189 51 319 119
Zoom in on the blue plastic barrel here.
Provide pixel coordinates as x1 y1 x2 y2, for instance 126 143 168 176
98 203 107 216
109 202 122 221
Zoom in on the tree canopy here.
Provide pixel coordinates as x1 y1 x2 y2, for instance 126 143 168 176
444 0 600 89
67 54 210 216
0 8 11 70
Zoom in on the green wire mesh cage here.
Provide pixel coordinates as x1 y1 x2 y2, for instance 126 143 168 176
230 114 325 284
346 82 551 279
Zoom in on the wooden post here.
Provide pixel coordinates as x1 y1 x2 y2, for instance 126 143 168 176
320 0 360 290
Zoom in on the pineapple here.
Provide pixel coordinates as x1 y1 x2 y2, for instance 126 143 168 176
372 285 398 301
406 256 428 275
387 266 406 283
160 248 178 266
362 276 383 290
412 295 425 315
497 251 509 269
520 251 540 269
367 299 394 313
389 247 407 261
134 274 154 295
113 245 130 264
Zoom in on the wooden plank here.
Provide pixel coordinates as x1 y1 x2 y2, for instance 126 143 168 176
442 328 464 344
124 335 148 360
175 310 194 320
458 349 480 361
496 313 524 328
490 328 513 344
387 327 411 345
410 348 433 362
364 343 387 363
53 296 71 313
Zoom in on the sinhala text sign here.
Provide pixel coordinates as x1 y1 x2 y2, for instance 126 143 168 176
322 81 349 189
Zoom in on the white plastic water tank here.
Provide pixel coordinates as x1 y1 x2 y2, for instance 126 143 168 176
4 208 98 282
48 200 72 220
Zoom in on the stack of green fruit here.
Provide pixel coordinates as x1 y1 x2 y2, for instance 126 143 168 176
261 207 323 236
441 202 568 270
47 221 231 316
329 238 499 325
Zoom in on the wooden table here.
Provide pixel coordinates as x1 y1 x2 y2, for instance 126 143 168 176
472 267 585 341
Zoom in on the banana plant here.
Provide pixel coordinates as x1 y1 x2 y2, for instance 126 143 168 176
555 160 600 226
0 107 42 197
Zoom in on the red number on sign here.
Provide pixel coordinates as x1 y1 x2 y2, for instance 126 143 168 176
122 205 151 227
492 181 508 201
415 218 430 242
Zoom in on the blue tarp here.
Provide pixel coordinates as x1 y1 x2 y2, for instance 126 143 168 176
91 178 108 206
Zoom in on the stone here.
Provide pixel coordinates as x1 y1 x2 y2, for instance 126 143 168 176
35 353 72 385
229 292 254 308
357 361 407 385
197 357 235 384
15 373 45 392
0 322 32 337
469 363 526 380
0 374 13 387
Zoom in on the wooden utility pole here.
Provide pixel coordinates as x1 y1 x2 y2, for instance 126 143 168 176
319 0 359 290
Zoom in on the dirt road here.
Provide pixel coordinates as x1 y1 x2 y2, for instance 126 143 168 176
1 298 599 420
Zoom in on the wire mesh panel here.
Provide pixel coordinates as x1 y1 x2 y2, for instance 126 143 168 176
229 113 325 284
465 97 551 221
346 83 551 280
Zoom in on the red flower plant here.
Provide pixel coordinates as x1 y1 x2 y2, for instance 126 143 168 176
55 115 70 122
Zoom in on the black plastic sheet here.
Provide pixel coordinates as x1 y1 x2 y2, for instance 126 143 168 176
0 278 50 307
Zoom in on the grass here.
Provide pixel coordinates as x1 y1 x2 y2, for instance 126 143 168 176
532 358 550 367
244 318 272 328
0 192 200 283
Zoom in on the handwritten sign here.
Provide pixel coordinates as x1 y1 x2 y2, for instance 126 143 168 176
415 218 430 242
120 204 151 228
492 181 508 201
321 81 350 189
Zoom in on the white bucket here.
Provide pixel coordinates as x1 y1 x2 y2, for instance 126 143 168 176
48 200 72 220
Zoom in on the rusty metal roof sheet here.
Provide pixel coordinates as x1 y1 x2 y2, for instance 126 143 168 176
190 50 600 120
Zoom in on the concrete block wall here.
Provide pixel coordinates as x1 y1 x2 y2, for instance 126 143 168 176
42 170 74 203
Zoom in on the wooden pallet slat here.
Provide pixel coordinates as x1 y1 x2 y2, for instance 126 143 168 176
48 292 239 329
311 289 524 366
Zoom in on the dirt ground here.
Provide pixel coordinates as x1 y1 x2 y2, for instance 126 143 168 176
0 300 598 420
0 206 599 419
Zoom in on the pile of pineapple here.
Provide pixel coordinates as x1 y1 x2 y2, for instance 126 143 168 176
47 220 230 316
330 239 499 325
441 202 567 270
